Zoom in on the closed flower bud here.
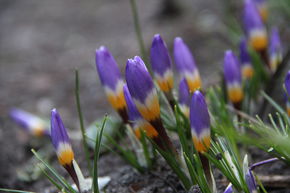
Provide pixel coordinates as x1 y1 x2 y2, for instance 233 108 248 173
190 91 211 152
126 56 160 122
243 0 267 51
224 50 244 104
150 34 174 93
269 27 282 72
123 84 158 139
95 46 128 122
178 78 190 117
239 38 254 79
50 109 74 166
174 37 202 92
10 108 49 137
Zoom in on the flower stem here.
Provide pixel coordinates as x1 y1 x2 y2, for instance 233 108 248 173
129 0 149 69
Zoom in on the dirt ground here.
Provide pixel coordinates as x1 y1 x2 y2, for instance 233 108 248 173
1 0 290 192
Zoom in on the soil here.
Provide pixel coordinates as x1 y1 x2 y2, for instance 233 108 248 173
1 0 290 192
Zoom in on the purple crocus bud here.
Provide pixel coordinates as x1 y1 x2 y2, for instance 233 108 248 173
96 46 128 123
243 0 267 51
150 34 174 93
190 91 211 152
178 78 190 117
253 0 268 22
10 108 49 137
51 109 74 166
223 184 233 193
239 38 254 79
224 50 244 104
126 56 175 153
126 56 160 122
284 71 290 116
245 170 257 193
123 84 158 139
174 37 202 92
269 27 282 72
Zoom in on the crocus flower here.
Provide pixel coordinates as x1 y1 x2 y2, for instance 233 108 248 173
126 56 160 122
190 91 211 152
50 109 80 190
269 27 282 72
243 0 267 51
123 84 158 139
95 46 128 123
178 78 190 117
126 56 175 153
239 38 254 79
224 50 244 104
10 108 49 137
51 109 74 167
174 37 202 92
284 71 290 116
150 34 174 93
254 0 268 22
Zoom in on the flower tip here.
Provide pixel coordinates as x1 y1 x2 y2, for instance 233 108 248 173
153 34 161 40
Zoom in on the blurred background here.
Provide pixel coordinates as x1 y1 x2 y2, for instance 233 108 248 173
0 0 289 191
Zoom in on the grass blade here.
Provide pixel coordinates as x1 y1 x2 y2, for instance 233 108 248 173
75 69 92 176
92 115 107 193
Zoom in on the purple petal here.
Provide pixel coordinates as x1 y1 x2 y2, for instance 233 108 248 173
243 0 264 34
239 38 252 66
269 27 282 56
245 170 257 192
50 109 70 149
150 34 172 76
224 50 242 84
178 78 190 106
190 91 210 136
223 184 233 193
125 56 154 103
96 46 122 90
173 37 196 74
123 84 142 121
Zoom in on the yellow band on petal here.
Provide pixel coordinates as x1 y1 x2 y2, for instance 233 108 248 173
57 145 74 166
249 32 268 51
228 86 244 104
156 77 173 92
242 65 254 79
192 135 211 153
135 91 160 121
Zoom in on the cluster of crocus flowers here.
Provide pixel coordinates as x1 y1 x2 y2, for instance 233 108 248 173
10 108 50 137
174 37 202 93
243 0 267 52
190 91 211 152
95 46 128 123
126 56 175 153
123 84 158 139
284 71 290 116
224 50 244 106
178 78 190 117
269 27 283 72
50 109 79 190
239 38 254 79
150 34 174 94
